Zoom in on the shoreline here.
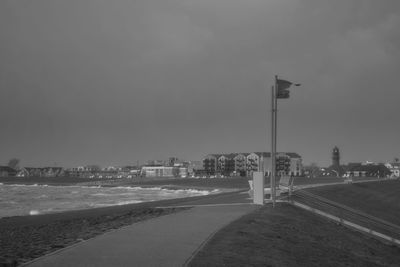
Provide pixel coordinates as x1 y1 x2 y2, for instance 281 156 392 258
0 206 189 266
0 182 238 221
0 176 250 188
0 191 242 266
0 178 246 265
0 181 228 191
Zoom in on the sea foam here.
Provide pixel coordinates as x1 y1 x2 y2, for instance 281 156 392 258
0 183 220 218
29 210 40 215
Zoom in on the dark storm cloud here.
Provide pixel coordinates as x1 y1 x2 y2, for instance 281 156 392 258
1 0 399 167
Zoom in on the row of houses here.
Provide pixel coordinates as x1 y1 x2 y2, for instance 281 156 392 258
17 167 64 177
0 166 18 177
385 162 400 178
141 165 188 178
0 164 192 179
310 162 396 178
0 166 66 178
202 152 303 177
345 163 392 178
65 166 141 178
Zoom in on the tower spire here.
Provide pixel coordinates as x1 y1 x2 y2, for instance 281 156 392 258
332 146 340 167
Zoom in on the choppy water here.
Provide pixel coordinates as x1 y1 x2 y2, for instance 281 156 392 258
0 183 218 218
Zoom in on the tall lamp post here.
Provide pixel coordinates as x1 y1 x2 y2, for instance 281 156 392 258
270 75 301 207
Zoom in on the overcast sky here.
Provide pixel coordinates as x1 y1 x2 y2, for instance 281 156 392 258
1 0 399 167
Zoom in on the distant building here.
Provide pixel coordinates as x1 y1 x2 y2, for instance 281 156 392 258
332 146 340 167
178 167 188 178
233 153 249 176
116 166 141 178
385 162 400 178
303 164 321 178
140 166 174 177
247 152 302 177
246 152 263 176
285 153 303 177
0 166 17 177
168 157 179 167
217 154 235 176
203 152 303 177
324 147 345 177
345 163 391 178
146 160 166 166
187 161 203 176
64 165 139 179
17 167 64 177
203 154 219 175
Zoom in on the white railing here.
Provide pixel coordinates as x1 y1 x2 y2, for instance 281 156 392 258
291 190 400 246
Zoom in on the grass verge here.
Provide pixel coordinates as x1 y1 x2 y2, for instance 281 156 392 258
189 203 400 267
306 180 400 225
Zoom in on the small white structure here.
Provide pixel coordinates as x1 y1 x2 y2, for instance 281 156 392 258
249 174 294 203
141 166 174 177
179 167 188 178
253 172 265 205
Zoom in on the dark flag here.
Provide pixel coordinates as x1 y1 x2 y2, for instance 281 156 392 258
276 89 290 99
277 79 292 90
276 78 300 99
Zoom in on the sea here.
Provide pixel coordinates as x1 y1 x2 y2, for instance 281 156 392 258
0 183 219 218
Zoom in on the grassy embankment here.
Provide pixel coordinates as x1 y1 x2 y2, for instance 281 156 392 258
190 179 400 267
305 179 400 225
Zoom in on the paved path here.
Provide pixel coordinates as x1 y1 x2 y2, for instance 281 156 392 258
23 179 360 267
25 204 258 267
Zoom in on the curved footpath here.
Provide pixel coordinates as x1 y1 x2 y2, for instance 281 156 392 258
23 178 384 266
23 191 258 267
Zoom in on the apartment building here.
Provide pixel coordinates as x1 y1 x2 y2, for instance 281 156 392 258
203 152 302 177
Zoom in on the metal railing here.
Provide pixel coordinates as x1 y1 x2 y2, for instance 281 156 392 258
290 190 400 244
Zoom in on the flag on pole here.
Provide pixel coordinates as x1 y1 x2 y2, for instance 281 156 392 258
276 78 300 99
276 79 293 90
276 89 290 99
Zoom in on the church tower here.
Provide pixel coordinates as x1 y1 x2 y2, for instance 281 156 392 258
332 146 340 167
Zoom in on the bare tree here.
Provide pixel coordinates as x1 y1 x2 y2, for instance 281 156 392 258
8 158 20 170
304 162 320 178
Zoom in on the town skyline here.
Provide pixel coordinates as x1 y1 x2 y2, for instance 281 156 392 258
2 147 399 170
1 1 399 168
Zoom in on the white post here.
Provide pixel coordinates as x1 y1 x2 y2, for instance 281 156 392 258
253 171 264 205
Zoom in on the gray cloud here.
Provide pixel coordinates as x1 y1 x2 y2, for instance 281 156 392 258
1 0 399 167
